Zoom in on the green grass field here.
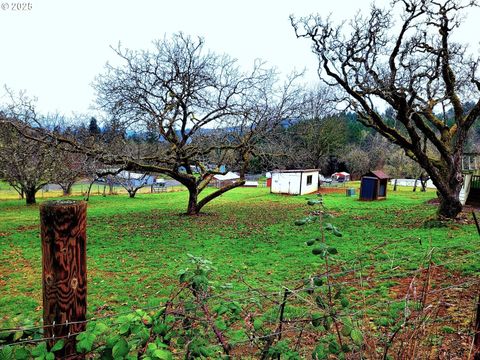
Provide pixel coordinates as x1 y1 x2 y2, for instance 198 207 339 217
0 186 479 357
0 182 183 201
1 186 478 319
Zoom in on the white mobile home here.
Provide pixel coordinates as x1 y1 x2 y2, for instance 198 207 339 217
270 169 320 195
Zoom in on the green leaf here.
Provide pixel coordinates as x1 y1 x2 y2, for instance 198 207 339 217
340 297 349 308
253 319 263 331
215 319 227 331
324 223 334 231
152 323 168 336
45 353 54 360
76 332 96 353
0 346 13 360
311 313 322 327
307 199 322 206
351 329 363 346
312 247 325 258
147 342 158 352
294 219 307 226
214 304 229 316
105 335 121 349
93 322 109 335
328 339 340 354
112 338 129 359
152 349 172 360
14 347 30 360
50 339 64 352
192 275 208 290
341 323 352 336
31 343 47 357
136 327 150 344
333 228 343 237
12 331 23 342
313 277 324 286
119 322 130 335
324 316 332 330
327 247 338 255
311 345 328 360
305 239 315 246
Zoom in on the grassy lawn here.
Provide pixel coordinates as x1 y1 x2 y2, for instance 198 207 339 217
0 186 478 356
0 181 184 200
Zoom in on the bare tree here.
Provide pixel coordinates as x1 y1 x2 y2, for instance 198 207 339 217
104 171 153 198
341 145 371 179
288 115 348 169
92 34 303 214
0 121 55 204
292 0 480 218
51 151 90 196
3 34 302 214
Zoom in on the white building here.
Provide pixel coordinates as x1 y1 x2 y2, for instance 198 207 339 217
212 172 240 187
270 169 320 195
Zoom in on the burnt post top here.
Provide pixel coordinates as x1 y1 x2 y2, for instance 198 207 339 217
40 200 87 217
40 200 85 208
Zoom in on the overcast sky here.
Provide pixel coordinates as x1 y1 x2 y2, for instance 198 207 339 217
1 0 479 116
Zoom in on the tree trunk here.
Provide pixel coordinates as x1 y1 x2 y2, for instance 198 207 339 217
25 187 36 205
186 187 199 215
393 179 397 191
62 184 72 196
437 192 463 219
435 173 464 219
428 158 464 219
128 190 137 198
420 176 427 192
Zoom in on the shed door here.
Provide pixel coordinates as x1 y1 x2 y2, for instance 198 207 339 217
360 177 377 200
378 181 386 197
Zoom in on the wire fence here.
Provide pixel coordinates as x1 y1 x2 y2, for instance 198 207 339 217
1 246 479 359
1 209 479 359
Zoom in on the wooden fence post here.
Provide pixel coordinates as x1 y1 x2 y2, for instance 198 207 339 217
40 200 87 359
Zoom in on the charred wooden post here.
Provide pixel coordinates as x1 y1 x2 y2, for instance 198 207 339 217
40 200 87 359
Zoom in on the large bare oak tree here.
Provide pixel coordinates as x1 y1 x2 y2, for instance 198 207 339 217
92 33 302 214
2 34 302 215
292 0 480 218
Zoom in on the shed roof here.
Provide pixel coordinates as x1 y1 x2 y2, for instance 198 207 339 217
365 170 390 179
118 171 152 180
213 172 240 180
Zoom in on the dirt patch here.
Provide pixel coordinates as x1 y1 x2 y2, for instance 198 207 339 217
385 266 479 359
15 224 38 232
